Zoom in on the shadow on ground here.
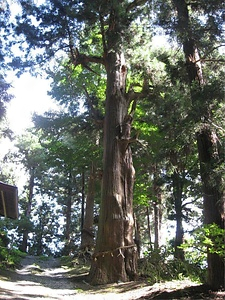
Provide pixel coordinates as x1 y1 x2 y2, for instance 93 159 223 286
1 257 225 300
0 287 45 300
138 284 225 300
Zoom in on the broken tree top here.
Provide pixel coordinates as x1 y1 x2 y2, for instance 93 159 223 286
0 182 19 219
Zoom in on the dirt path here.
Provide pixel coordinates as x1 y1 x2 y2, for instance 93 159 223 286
0 256 78 299
0 256 224 299
0 255 152 300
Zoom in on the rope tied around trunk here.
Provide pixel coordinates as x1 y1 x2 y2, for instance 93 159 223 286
92 244 137 261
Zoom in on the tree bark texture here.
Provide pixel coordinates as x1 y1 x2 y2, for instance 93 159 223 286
172 0 204 85
88 2 138 284
89 46 137 284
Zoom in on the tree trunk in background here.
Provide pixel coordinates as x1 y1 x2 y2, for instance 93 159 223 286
81 170 85 231
134 213 141 257
172 0 225 289
146 207 153 250
173 169 184 261
20 167 35 253
36 207 44 256
197 126 225 289
63 171 73 255
153 169 162 250
153 201 159 249
81 163 96 252
89 20 137 282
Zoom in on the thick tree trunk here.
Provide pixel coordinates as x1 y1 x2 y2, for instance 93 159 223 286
89 49 137 284
81 163 95 251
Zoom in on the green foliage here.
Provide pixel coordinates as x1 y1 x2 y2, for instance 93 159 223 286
133 182 149 206
181 223 225 259
139 246 206 284
18 216 34 233
0 231 26 269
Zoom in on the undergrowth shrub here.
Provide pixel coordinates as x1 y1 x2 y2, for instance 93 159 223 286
138 246 206 284
0 231 26 269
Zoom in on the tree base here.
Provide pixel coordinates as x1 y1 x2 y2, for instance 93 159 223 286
88 246 138 285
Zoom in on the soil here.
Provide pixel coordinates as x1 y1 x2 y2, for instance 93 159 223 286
0 256 224 300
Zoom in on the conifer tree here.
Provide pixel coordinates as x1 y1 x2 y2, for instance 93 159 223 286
11 0 154 283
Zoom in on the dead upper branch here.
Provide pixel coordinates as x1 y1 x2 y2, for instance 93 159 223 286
70 48 105 75
126 77 153 104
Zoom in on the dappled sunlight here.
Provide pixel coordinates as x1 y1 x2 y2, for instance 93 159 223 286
0 255 224 299
0 256 152 299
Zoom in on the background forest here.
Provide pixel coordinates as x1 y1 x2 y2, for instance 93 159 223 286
0 0 225 290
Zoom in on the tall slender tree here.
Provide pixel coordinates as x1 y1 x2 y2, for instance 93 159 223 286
157 0 225 288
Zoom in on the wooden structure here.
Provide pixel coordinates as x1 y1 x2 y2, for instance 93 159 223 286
0 182 18 219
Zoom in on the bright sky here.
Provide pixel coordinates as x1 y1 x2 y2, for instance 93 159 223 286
0 73 58 160
0 73 58 191
7 73 59 134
